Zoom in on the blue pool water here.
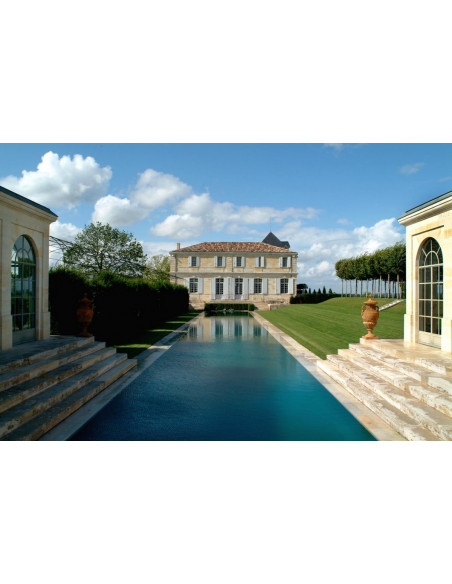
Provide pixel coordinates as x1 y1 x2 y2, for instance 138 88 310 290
71 315 375 441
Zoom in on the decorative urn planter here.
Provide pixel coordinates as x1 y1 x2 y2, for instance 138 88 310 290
361 295 380 339
76 293 94 337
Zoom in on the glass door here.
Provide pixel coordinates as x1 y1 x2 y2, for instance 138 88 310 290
11 235 37 345
418 238 443 348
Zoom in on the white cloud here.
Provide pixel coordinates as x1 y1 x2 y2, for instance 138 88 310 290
92 195 145 227
337 217 351 225
399 162 425 175
49 220 82 241
131 168 192 210
0 151 112 209
151 192 321 239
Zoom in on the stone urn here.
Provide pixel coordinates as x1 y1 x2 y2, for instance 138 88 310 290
361 295 379 339
76 293 94 337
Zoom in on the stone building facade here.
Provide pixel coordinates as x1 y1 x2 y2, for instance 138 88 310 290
0 185 57 350
399 190 452 352
169 234 298 310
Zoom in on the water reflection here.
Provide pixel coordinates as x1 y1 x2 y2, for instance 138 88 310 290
186 315 265 342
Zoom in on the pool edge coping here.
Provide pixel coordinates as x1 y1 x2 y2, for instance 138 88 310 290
251 312 405 441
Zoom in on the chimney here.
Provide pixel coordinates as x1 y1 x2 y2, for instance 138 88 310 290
176 242 181 250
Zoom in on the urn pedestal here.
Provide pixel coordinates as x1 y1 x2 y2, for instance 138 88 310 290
361 295 379 339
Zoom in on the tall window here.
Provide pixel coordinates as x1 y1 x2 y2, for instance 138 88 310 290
256 256 265 267
419 238 443 344
11 235 36 344
216 256 224 267
215 278 224 295
189 278 198 293
190 256 199 267
280 278 289 294
254 278 262 294
281 257 289 267
236 257 243 267
235 278 243 295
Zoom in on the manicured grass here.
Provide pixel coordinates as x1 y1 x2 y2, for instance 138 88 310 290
257 297 405 360
114 311 200 358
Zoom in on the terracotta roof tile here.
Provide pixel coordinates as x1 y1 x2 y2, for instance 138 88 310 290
172 242 293 253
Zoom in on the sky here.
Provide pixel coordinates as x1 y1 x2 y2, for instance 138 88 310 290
1 142 451 291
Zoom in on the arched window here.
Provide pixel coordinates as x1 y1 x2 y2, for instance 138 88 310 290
418 237 443 348
11 235 37 344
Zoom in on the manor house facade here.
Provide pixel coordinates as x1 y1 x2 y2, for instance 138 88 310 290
169 233 298 310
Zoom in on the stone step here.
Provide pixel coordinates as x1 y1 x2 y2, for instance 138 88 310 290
349 343 452 395
317 359 440 441
0 351 124 439
1 358 137 441
326 354 452 440
360 338 452 375
0 338 99 393
0 342 109 415
0 336 94 376
339 346 452 417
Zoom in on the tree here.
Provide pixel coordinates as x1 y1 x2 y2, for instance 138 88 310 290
144 254 170 284
63 222 147 278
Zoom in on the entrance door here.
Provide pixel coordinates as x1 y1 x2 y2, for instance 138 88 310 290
11 235 37 345
418 237 443 348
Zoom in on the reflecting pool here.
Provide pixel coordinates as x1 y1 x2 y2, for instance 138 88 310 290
71 315 375 440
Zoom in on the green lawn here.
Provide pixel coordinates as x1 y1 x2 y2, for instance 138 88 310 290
114 311 200 358
257 297 405 360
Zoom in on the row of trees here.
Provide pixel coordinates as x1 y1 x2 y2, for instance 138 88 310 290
335 242 406 298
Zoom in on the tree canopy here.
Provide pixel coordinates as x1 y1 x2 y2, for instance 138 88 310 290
144 254 170 284
334 242 406 298
63 222 147 278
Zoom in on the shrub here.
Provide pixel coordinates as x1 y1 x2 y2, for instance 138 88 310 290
204 302 256 314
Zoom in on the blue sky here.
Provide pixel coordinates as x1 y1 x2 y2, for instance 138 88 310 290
1 142 452 291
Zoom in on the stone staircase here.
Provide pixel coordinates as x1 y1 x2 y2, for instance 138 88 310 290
0 336 137 441
317 339 452 441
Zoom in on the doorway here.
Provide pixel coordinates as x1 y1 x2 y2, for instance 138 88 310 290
11 235 37 345
418 237 443 348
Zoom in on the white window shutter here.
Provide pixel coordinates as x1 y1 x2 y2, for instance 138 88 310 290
211 278 216 299
255 257 259 267
261 256 265 267
250 278 254 293
184 278 189 289
229 278 234 299
263 278 268 294
242 256 246 267
276 278 281 294
233 257 237 267
188 256 192 267
279 257 282 267
243 278 249 299
196 256 200 267
214 256 218 267
199 278 204 294
288 278 294 294
288 256 291 268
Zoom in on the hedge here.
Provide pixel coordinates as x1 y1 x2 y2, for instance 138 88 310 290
289 292 340 305
49 267 189 343
204 302 256 314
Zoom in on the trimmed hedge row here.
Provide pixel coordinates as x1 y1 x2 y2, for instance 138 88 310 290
204 302 256 314
49 267 189 344
289 292 340 305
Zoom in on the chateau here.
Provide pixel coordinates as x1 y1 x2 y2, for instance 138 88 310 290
169 233 298 310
